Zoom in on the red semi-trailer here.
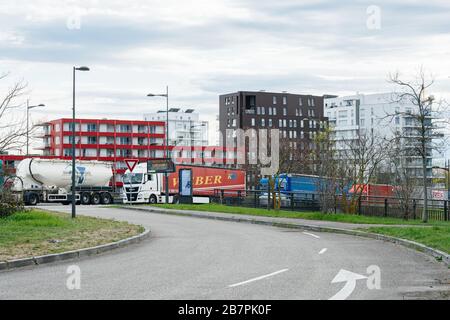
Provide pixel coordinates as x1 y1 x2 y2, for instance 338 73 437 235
167 165 246 196
122 162 246 204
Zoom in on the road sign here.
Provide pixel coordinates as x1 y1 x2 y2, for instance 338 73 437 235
125 159 139 172
147 158 175 173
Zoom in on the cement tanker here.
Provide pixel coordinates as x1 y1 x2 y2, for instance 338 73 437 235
10 158 122 205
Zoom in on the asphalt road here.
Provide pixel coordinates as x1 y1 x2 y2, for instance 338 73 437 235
0 205 449 300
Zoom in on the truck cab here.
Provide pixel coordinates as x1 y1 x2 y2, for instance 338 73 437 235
122 163 172 204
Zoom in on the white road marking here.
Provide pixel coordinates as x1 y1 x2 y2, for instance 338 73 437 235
329 269 367 300
319 248 328 254
228 269 289 288
302 231 320 239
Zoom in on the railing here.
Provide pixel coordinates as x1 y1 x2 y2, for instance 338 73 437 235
212 189 321 212
210 189 449 221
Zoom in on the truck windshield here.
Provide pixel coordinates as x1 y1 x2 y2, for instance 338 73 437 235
123 173 143 184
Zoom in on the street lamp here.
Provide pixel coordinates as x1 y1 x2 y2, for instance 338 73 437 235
71 66 90 219
190 123 206 163
26 100 45 155
147 86 169 204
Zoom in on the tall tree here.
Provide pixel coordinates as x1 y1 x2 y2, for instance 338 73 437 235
388 68 448 222
0 72 28 153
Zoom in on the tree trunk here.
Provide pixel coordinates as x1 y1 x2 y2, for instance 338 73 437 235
421 153 428 222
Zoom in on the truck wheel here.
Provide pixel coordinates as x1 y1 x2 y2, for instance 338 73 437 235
80 192 91 205
90 193 101 205
100 193 112 205
149 195 157 204
27 193 39 206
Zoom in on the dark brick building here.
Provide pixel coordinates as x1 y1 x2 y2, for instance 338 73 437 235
219 91 329 187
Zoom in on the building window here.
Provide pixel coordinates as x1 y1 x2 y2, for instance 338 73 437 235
283 119 287 127
279 119 282 127
251 118 255 126
273 96 277 104
87 136 97 144
119 124 131 133
268 107 272 115
273 107 277 115
118 137 131 145
282 96 287 105
268 119 272 127
87 123 97 132
261 118 265 127
299 98 303 106
283 108 287 116
261 107 265 115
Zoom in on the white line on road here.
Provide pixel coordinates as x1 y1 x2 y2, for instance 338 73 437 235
228 269 289 288
319 248 328 254
302 232 320 239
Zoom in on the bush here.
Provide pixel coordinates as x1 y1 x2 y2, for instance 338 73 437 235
0 190 24 218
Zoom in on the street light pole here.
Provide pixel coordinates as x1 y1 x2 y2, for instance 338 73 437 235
147 86 170 204
190 123 206 164
165 85 169 205
71 66 90 219
26 100 45 156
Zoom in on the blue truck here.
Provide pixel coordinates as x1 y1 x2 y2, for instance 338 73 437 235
259 174 323 207
259 174 351 207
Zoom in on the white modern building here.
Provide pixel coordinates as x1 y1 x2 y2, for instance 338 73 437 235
143 109 209 147
324 93 435 179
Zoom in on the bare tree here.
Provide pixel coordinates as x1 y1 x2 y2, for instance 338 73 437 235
388 68 448 222
270 137 312 209
338 128 388 213
313 127 339 213
0 72 28 153
386 133 418 219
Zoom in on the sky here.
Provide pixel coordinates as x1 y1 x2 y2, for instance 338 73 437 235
0 0 450 155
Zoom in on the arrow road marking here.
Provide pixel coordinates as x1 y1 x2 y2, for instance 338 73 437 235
228 269 289 288
329 269 367 300
319 248 327 254
302 232 320 239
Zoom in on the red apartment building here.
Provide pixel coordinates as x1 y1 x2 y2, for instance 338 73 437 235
0 118 238 186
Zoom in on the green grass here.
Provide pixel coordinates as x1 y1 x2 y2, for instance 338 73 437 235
364 226 450 254
0 209 144 261
145 203 450 227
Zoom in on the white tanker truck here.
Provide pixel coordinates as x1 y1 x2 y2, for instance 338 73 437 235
9 158 122 206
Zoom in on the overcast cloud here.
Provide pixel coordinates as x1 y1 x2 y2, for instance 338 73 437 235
0 0 449 154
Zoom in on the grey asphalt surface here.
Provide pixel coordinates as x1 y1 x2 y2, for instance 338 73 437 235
0 205 449 300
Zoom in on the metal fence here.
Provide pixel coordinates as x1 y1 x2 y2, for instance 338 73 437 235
211 189 450 221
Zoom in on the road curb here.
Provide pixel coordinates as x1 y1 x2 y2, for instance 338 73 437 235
119 205 450 266
0 228 150 272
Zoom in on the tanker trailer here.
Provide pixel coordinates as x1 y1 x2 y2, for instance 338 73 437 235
11 158 122 205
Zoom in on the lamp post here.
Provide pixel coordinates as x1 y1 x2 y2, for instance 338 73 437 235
71 66 90 219
190 123 206 164
147 86 169 204
26 100 45 155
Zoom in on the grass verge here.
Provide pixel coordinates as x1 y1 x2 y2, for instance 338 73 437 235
363 226 450 255
0 209 144 261
145 203 449 227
